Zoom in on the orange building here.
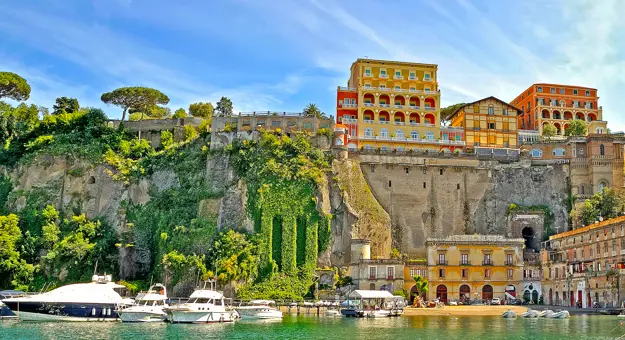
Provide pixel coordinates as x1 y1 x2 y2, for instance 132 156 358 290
510 84 607 137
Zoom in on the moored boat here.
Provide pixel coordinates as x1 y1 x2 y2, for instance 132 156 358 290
236 300 283 320
547 310 570 319
116 283 168 323
324 309 341 317
520 309 538 318
2 275 133 321
537 309 553 317
163 280 238 324
502 309 517 318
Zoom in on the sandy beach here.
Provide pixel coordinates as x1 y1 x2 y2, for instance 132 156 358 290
403 305 529 316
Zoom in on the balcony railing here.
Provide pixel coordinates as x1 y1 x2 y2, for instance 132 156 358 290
483 260 494 266
379 104 390 108
379 74 388 78
340 103 357 108
505 260 515 266
393 104 406 109
424 123 435 127
379 121 390 125
363 103 374 107
364 73 372 77
409 76 418 80
394 75 403 80
342 118 358 124
460 261 472 266
409 122 420 126
363 119 374 123
409 105 420 109
394 121 405 126
338 86 357 91
369 275 376 279
387 275 395 279
424 77 433 81
356 136 466 146
424 107 436 111
437 260 448 266
363 86 377 91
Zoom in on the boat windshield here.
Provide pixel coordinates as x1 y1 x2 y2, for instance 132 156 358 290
188 297 223 305
141 300 164 306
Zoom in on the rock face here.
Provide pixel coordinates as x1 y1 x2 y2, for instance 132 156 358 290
358 154 569 257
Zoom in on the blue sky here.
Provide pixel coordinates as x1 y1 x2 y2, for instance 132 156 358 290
1 0 625 131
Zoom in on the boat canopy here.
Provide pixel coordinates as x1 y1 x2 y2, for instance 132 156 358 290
349 290 394 299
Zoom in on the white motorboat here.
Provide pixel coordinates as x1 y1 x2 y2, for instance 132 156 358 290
520 309 539 318
502 309 517 318
117 283 168 323
538 309 554 318
2 275 133 321
236 300 283 319
547 310 570 319
324 309 341 317
164 281 238 323
366 309 391 318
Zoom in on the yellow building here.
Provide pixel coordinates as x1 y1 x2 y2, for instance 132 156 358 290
337 58 465 153
403 259 428 304
449 96 520 152
425 235 524 304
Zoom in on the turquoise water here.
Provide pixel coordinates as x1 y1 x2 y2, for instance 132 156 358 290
0 315 623 339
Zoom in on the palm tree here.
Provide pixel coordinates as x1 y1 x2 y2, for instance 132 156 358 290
303 103 325 118
412 275 429 307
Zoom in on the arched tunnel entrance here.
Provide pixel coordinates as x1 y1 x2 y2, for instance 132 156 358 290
522 227 539 251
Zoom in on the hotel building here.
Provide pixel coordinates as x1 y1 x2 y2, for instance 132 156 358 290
336 58 464 153
347 239 404 292
541 216 625 308
425 235 524 304
511 84 607 137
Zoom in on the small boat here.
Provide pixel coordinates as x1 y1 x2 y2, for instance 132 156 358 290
617 311 625 318
236 300 283 319
2 275 133 321
547 310 570 319
340 306 364 317
366 309 391 318
324 309 341 317
520 309 539 318
537 309 553 317
163 280 238 324
117 283 168 322
502 309 517 318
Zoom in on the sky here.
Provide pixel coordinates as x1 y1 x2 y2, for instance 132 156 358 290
1 0 625 131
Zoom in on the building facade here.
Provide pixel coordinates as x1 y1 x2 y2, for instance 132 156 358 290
335 58 465 153
425 235 524 304
510 83 607 136
348 239 404 292
403 259 429 304
449 96 521 152
541 216 625 308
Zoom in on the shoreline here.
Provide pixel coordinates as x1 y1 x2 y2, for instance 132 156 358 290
403 305 528 316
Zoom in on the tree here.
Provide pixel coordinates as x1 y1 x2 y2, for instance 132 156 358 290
565 119 587 136
302 103 325 118
215 97 233 117
412 275 429 307
188 102 214 119
100 87 170 125
542 123 557 140
440 102 466 126
0 72 31 101
207 230 258 293
52 97 80 115
0 214 35 289
173 108 187 119
571 188 625 226
160 130 173 149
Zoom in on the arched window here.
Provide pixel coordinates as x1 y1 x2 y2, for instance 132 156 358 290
381 146 390 152
395 130 404 139
364 128 374 137
552 148 566 157
600 144 605 155
599 181 608 191
397 146 405 152
426 131 434 140
380 128 389 138
530 149 543 158
411 130 419 139
597 128 604 134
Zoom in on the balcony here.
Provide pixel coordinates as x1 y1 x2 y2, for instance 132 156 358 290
363 119 374 124
424 123 435 127
394 104 406 109
424 107 436 111
409 122 420 126
423 77 433 82
379 74 388 78
483 260 494 266
342 118 358 124
364 73 372 77
460 261 472 266
362 86 377 91
379 121 390 125
379 104 390 108
387 275 395 280
338 86 357 91
409 76 418 80
340 103 357 108
409 105 420 110
394 75 403 80
363 103 375 107
505 260 515 266
437 260 448 266
369 275 376 280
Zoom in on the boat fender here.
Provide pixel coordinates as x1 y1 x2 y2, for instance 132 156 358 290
92 308 96 316
220 315 224 322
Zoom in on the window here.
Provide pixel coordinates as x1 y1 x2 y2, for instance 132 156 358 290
585 90 590 96
379 84 386 89
488 106 494 115
351 99 356 104
364 83 371 88
369 267 376 279
551 88 556 94
600 181 608 191
365 68 371 76
485 268 491 278
600 144 605 156
426 131 434 140
380 69 386 75
394 86 401 90
506 254 513 265
395 71 401 77
409 87 416 91
462 268 468 278
410 268 417 277
439 269 445 278
370 164 375 172
438 253 446 265
411 130 419 139
553 148 566 156
461 253 469 265
388 180 391 188
573 89 578 95
560 88 565 94
457 183 461 190
507 269 513 278
473 105 480 113
484 254 492 265
423 182 426 189
380 128 389 137
530 149 543 158
488 122 496 129
503 108 508 116
344 98 350 105
409 72 416 79
396 130 404 138
537 86 543 93
387 266 395 279
424 73 431 80
364 128 374 137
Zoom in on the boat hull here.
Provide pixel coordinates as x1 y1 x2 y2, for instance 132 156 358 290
502 310 517 318
166 310 237 323
118 309 167 323
3 301 119 321
237 310 283 319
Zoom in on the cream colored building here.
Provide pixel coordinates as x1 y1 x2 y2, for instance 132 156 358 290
347 239 404 292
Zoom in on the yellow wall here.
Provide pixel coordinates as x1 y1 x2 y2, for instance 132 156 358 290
451 98 519 149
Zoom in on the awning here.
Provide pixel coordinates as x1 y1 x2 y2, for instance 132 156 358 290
349 290 395 299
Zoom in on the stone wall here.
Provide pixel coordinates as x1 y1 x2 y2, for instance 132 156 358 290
357 153 569 257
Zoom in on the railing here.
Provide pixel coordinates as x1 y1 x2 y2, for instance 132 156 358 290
364 73 372 77
437 260 448 266
380 104 390 108
393 104 406 109
424 107 436 111
409 122 420 126
363 119 374 123
424 123 435 127
394 121 405 126
423 77 433 81
505 261 515 266
483 260 494 266
379 121 390 125
409 76 418 80
379 74 388 78
340 103 357 108
409 105 420 109
394 88 407 92
338 86 357 91
363 86 377 91
363 103 375 107
394 75 403 80
460 261 472 266
342 118 358 124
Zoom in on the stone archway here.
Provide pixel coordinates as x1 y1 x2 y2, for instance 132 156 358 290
459 284 470 302
436 285 448 304
522 226 539 251
482 285 493 302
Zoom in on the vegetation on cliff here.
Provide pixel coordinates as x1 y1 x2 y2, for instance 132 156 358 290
570 188 625 227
